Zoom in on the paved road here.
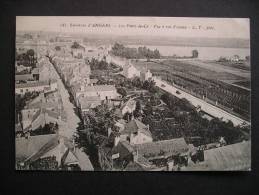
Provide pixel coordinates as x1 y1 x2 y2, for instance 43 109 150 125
153 77 250 127
47 58 80 139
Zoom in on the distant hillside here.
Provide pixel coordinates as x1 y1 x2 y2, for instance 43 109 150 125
83 35 250 48
17 31 250 48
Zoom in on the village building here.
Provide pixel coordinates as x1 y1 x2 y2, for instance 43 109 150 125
31 67 40 80
98 133 190 171
114 119 127 132
119 119 153 145
121 98 136 116
75 85 120 101
71 44 86 58
15 79 58 95
77 96 103 114
55 35 83 44
181 141 251 171
123 60 141 79
15 74 35 84
15 67 40 84
16 64 32 73
133 138 190 171
21 108 61 131
98 134 136 171
202 141 251 171
16 134 93 171
20 91 64 131
140 69 153 81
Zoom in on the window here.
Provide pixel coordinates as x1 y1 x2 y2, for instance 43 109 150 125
20 89 23 93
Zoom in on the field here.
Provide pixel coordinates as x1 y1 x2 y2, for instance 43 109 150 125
132 59 250 120
133 59 244 80
132 59 250 89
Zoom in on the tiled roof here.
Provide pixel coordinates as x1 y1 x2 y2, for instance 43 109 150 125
78 96 102 110
16 134 57 163
44 109 60 119
83 85 116 92
135 138 189 159
203 141 251 171
24 135 76 164
74 148 94 171
16 80 57 89
26 101 57 110
15 74 34 81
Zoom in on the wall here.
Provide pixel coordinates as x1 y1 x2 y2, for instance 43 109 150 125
130 132 153 145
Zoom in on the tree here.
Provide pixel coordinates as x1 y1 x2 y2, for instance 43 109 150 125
133 100 141 118
192 50 199 58
55 46 61 51
23 33 33 39
154 49 161 59
132 77 142 88
27 49 35 57
111 43 161 59
143 80 150 90
218 56 227 62
117 88 127 97
71 41 80 49
92 104 115 136
135 100 141 112
144 102 153 116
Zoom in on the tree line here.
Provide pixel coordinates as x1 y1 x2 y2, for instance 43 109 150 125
111 43 161 59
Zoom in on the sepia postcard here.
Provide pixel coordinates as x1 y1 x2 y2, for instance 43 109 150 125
15 16 251 171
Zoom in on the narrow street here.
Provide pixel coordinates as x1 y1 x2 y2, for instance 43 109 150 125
46 57 80 139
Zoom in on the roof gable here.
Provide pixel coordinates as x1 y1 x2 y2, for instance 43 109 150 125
122 119 151 137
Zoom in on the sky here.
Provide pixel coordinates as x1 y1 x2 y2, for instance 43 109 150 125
16 16 250 39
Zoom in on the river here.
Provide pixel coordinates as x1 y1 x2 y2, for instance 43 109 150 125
128 44 250 60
